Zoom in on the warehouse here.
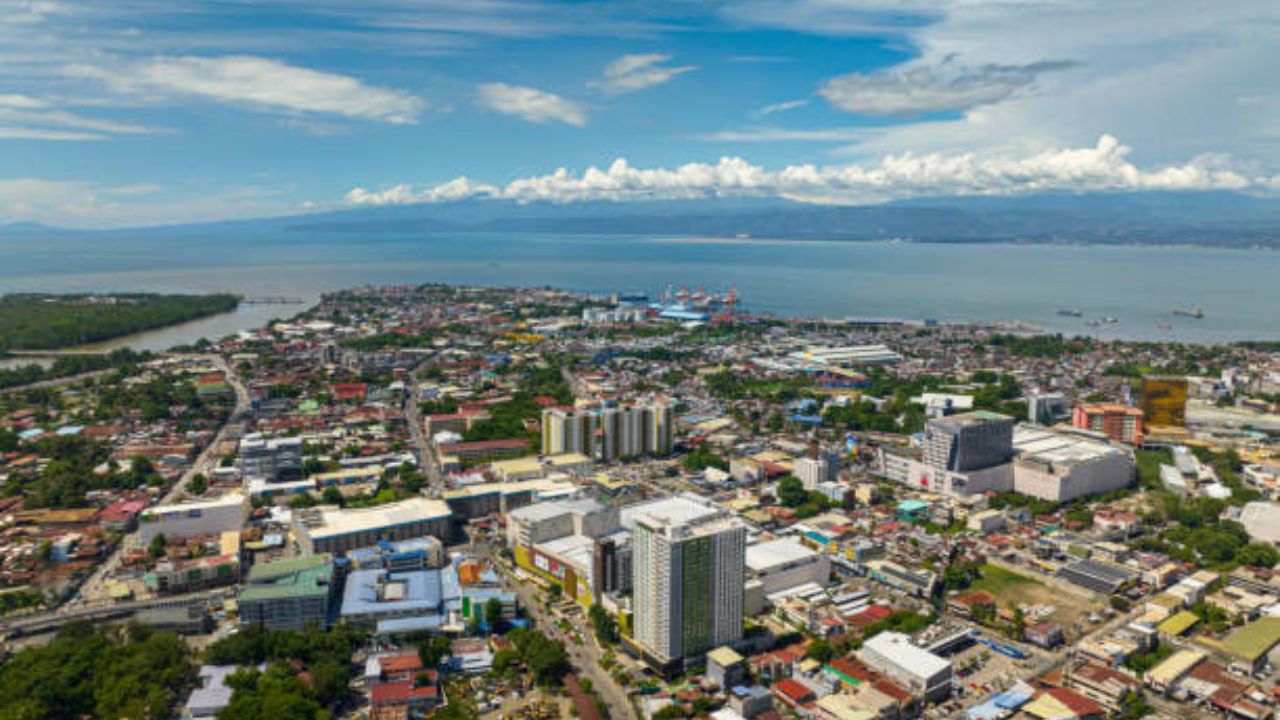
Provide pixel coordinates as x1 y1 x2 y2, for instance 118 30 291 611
857 631 953 702
745 537 831 597
293 497 453 554
1012 426 1135 502
138 492 247 544
1058 559 1139 595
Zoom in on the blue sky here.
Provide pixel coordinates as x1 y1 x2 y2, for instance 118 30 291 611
1 0 1277 227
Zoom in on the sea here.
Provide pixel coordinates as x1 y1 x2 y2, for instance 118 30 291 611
2 229 1279 357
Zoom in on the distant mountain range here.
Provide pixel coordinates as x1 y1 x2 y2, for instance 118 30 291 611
6 191 1280 248
280 191 1280 248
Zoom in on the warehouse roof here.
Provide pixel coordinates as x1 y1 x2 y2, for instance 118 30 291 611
746 538 821 572
240 555 333 602
1218 617 1280 662
860 631 950 678
296 497 451 540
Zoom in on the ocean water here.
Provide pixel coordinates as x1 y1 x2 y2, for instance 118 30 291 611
2 229 1279 350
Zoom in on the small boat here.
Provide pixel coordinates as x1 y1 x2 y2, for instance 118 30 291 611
1102 316 1119 324
1173 306 1204 319
1084 319 1102 328
1157 323 1173 330
1056 308 1083 317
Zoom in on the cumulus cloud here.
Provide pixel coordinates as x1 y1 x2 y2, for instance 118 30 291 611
821 57 1074 116
344 135 1270 208
476 82 585 126
592 53 695 96
0 93 159 141
65 55 424 124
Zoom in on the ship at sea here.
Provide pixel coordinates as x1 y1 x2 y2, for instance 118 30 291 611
1056 308 1083 317
1173 306 1204 319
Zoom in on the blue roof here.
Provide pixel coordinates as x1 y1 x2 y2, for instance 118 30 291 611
966 699 1005 720
993 689 1032 709
18 428 43 440
56 425 84 436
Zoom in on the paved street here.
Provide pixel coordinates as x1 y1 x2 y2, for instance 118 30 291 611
74 353 250 607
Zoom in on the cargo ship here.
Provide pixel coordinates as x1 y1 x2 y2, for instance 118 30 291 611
1056 308 1083 317
1172 307 1204 319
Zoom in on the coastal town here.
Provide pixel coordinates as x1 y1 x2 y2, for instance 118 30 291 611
2 283 1280 720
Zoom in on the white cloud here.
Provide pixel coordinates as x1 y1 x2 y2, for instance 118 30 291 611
820 57 1073 116
0 93 160 141
726 1 1280 168
476 82 585 126
65 55 424 124
697 126 869 142
0 177 300 228
592 53 695 96
753 98 809 118
345 135 1272 208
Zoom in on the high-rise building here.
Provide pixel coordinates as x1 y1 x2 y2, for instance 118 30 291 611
1141 377 1188 428
922 411 1015 473
541 403 673 462
629 494 745 670
1072 404 1144 445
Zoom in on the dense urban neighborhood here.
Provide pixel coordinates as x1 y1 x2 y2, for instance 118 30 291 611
2 283 1280 720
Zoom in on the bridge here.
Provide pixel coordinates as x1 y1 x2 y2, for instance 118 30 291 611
240 296 305 305
0 591 219 639
3 349 111 358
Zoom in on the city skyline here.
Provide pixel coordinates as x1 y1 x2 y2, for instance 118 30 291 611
0 1 1277 227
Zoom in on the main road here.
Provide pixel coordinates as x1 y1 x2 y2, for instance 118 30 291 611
73 353 251 606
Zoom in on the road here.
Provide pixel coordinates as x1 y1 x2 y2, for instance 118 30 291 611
73 353 251 606
1 588 223 638
1 368 116 394
403 392 443 496
477 538 635 720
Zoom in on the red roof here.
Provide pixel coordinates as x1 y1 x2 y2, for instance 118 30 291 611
847 604 893 626
378 653 426 677
1044 687 1106 718
96 499 148 523
371 681 439 707
772 678 815 705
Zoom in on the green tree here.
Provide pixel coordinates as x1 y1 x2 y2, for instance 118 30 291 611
777 476 808 508
485 597 505 626
188 473 208 496
418 635 453 668
589 604 619 645
148 533 167 559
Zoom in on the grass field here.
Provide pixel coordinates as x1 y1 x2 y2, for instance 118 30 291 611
970 563 1094 625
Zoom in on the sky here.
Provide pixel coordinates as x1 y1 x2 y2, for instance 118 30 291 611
0 0 1277 228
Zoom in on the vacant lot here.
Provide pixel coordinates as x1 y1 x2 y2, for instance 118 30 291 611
971 563 1095 626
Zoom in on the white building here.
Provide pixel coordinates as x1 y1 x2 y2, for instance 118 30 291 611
138 492 247 544
293 497 453 554
630 494 746 670
505 498 619 548
857 631 952 702
745 538 830 598
1011 426 1136 502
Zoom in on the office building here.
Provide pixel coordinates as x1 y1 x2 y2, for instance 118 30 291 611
541 402 673 462
923 411 1015 473
857 631 952 702
630 494 746 671
1028 393 1071 426
239 434 303 482
1141 377 1188 428
138 492 247 544
293 497 453 555
238 555 336 631
1072 404 1145 445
